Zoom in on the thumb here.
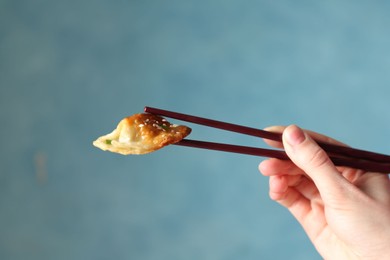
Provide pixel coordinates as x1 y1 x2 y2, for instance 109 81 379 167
282 125 351 201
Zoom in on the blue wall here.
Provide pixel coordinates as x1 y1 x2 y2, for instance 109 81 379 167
2 1 390 259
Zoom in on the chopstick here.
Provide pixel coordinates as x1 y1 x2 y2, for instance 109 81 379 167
144 106 390 163
176 140 390 173
144 106 390 173
177 139 289 160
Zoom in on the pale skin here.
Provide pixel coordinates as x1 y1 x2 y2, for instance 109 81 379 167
259 125 390 260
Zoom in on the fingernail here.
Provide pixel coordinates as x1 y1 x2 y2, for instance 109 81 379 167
263 126 279 132
284 125 306 146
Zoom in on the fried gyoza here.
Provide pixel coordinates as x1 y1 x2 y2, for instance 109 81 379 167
93 113 191 155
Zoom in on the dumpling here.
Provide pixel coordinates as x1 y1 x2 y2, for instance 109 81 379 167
93 113 191 155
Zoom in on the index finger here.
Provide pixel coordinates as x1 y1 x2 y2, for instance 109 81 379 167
263 125 348 149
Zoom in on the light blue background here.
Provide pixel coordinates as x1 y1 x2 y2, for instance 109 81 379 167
2 1 390 259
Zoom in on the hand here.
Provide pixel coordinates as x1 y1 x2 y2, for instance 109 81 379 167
259 125 390 260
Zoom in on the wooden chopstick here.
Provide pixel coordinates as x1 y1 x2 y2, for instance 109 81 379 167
145 106 282 141
144 106 390 173
176 139 289 160
175 139 390 173
144 106 390 163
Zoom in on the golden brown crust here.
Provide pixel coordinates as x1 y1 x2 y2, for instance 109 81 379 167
93 113 191 155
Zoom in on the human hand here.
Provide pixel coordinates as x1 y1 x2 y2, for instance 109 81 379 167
259 125 390 260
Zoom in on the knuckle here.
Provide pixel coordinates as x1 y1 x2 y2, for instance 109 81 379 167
306 147 331 169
